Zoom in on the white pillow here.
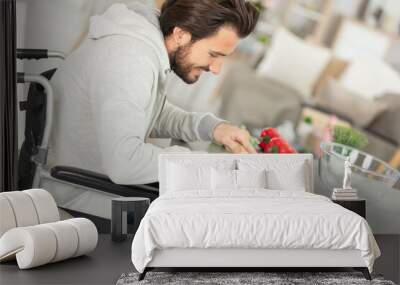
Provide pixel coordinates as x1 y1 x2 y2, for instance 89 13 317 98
340 56 400 99
167 162 212 191
333 19 390 61
257 28 331 98
237 159 308 191
211 169 268 190
267 163 306 191
211 168 237 190
236 169 268 189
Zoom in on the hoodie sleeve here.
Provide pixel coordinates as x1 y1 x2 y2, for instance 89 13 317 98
149 100 227 142
88 43 184 185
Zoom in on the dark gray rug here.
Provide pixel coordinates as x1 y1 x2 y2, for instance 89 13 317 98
116 272 396 285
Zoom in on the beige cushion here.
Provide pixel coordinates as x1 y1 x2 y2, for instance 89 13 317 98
313 56 348 96
316 79 388 127
367 93 400 145
219 63 303 129
257 28 331 98
339 56 400 99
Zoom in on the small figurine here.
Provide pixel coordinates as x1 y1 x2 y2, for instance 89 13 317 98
332 156 358 200
343 157 352 190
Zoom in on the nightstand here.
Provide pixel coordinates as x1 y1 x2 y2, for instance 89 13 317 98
332 199 366 218
111 197 150 242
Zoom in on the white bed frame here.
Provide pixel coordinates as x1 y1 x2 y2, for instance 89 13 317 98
158 153 315 194
140 154 371 280
148 248 365 268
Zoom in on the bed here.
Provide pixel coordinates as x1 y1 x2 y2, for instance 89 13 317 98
131 154 380 280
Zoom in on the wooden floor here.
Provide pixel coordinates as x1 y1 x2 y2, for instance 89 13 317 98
0 234 398 285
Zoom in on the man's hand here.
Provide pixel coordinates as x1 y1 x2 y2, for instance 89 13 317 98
213 122 257 154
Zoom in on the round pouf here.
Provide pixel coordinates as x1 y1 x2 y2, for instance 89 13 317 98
111 197 150 242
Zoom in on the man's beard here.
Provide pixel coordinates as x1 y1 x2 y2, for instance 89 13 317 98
169 43 198 84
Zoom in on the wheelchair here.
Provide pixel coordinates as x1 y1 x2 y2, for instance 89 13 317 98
17 49 159 232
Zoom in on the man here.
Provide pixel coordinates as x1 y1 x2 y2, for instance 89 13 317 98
49 0 259 185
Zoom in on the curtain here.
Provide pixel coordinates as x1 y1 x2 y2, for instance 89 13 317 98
0 0 18 192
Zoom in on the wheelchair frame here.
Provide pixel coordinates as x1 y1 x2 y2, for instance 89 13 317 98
17 49 159 230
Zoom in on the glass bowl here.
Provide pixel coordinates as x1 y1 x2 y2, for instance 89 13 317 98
319 142 400 190
318 142 400 234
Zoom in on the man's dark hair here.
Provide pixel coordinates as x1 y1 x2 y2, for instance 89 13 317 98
159 0 260 41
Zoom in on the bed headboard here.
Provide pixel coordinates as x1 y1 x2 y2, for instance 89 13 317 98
158 153 314 195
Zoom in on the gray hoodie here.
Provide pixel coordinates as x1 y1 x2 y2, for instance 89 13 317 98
49 3 225 184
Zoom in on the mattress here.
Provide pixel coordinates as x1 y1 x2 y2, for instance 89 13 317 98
131 190 380 273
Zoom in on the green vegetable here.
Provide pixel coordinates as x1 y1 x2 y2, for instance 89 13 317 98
332 126 368 149
250 136 260 148
257 35 270 45
239 124 261 149
304 116 312 124
252 0 265 12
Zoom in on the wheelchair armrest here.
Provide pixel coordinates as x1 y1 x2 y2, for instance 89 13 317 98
17 49 66 60
50 166 158 201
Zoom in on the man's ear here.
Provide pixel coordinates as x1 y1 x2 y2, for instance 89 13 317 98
172 27 192 46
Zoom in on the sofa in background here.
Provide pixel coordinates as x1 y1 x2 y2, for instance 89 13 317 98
218 62 303 131
216 59 399 165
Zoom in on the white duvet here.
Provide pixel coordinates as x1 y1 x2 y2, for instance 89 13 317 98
131 190 380 273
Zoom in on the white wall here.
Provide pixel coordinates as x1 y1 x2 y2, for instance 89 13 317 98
366 0 400 34
331 0 364 17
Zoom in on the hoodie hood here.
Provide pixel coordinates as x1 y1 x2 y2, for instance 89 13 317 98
89 2 170 74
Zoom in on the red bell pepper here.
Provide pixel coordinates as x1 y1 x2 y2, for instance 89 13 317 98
259 127 297 153
259 137 297 154
267 137 287 153
278 144 297 154
260 128 280 144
